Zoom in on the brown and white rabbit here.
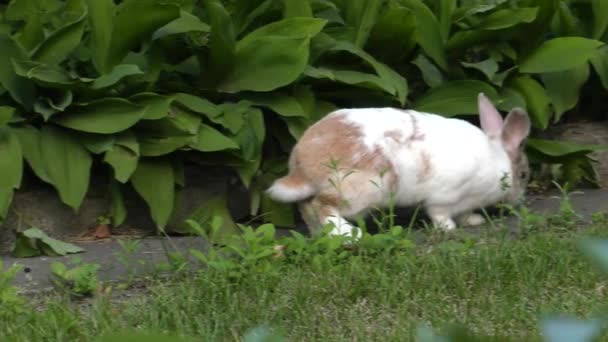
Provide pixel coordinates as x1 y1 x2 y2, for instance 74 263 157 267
266 93 531 239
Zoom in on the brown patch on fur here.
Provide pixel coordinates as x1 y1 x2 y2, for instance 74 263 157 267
278 169 309 188
386 112 425 147
417 150 433 182
290 112 398 193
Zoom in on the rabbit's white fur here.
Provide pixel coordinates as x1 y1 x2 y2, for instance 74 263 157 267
266 93 531 239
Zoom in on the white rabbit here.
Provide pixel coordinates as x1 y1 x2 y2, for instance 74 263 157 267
266 93 531 239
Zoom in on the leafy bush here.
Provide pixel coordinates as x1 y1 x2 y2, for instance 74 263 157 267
0 0 606 231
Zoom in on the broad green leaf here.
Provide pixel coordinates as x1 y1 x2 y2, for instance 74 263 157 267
131 158 175 229
414 80 499 116
438 0 456 40
592 0 608 39
235 109 265 187
40 126 92 209
542 63 590 122
399 0 447 70
261 195 295 227
412 54 444 88
174 93 222 119
31 12 87 64
0 127 22 219
13 125 51 183
130 93 174 120
0 35 36 109
0 106 15 125
152 10 210 40
12 60 78 87
52 98 146 134
246 93 307 117
85 0 114 73
305 66 396 95
91 64 144 89
283 0 312 18
109 180 127 227
325 38 408 105
13 227 84 258
461 59 499 81
104 131 139 183
341 0 383 48
591 47 608 90
138 136 190 157
189 124 239 152
136 106 201 137
106 1 180 70
219 18 327 92
477 7 538 30
216 101 248 133
33 90 74 121
507 75 552 129
366 5 416 62
527 138 606 158
79 134 115 154
204 0 236 86
497 87 527 112
541 316 602 342
519 37 605 73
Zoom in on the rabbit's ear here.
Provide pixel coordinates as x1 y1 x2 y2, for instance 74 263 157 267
502 108 531 153
478 93 503 137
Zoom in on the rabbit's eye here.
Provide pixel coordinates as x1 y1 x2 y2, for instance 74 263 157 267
519 171 527 180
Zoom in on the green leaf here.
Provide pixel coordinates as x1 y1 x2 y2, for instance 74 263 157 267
52 98 146 134
13 228 84 258
592 0 608 39
304 66 397 96
0 106 15 125
519 37 605 73
0 128 22 219
414 80 499 116
13 126 51 183
527 138 606 158
461 59 499 81
136 106 201 137
91 64 144 89
204 0 236 86
438 0 455 40
138 136 190 157
189 124 239 152
507 75 552 129
131 158 175 230
477 7 538 30
591 47 608 90
130 93 174 120
399 0 447 70
152 10 210 40
366 5 417 62
0 35 36 109
261 195 295 228
219 18 327 93
34 90 74 121
40 126 92 210
216 101 248 133
85 0 114 73
246 93 307 117
541 316 602 342
174 93 222 119
542 63 590 123
109 180 127 227
106 0 180 70
104 131 139 183
323 38 408 105
412 54 444 88
283 0 312 18
12 60 79 87
342 0 383 48
235 109 265 187
31 12 87 64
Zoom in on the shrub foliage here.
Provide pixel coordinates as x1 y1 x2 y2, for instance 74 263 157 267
0 0 606 229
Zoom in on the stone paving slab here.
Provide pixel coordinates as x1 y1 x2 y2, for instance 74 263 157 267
3 189 607 293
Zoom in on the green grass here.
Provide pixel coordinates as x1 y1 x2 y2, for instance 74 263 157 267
1 210 608 341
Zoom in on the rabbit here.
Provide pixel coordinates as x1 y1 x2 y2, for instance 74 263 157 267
265 93 531 239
